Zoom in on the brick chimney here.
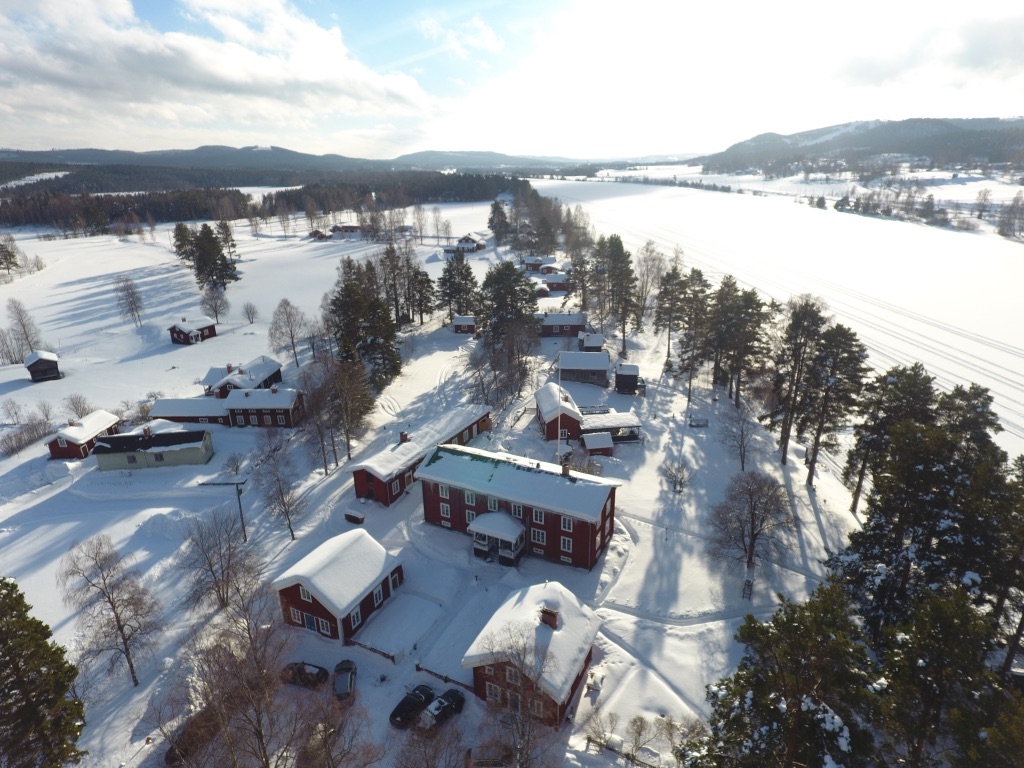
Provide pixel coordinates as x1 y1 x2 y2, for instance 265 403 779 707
561 462 571 477
540 606 559 629
271 386 278 394
399 431 409 444
143 426 151 438
226 363 233 373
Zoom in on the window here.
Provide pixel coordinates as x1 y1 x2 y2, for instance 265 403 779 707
126 455 137 465
236 415 245 425
154 453 165 463
485 682 502 702
531 529 546 545
511 504 523 519
530 698 545 718
299 586 313 602
277 415 286 425
440 503 450 519
466 510 476 524
391 572 401 590
350 606 361 629
391 479 400 495
263 415 272 425
317 618 330 635
561 536 573 553
559 428 568 439
533 509 545 525
439 484 449 499
562 325 571 331
506 667 520 685
488 497 498 512
462 429 470 442
373 585 384 606
508 692 521 714
57 437 67 448
484 666 494 676
249 415 258 425
561 516 574 533
199 417 209 423
465 491 476 506
290 608 302 624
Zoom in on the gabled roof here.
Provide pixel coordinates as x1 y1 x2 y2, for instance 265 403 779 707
92 429 209 454
557 351 610 371
348 404 491 480
167 316 216 332
24 350 59 366
581 410 641 431
201 356 282 390
453 315 476 325
47 410 119 446
468 512 525 541
150 398 229 419
223 387 300 408
534 383 582 424
417 444 620 523
461 581 601 704
534 312 586 326
271 530 399 620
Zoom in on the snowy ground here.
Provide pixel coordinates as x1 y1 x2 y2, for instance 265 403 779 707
0 173 1020 766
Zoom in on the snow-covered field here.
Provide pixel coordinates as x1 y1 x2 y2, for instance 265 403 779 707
0 174 1020 767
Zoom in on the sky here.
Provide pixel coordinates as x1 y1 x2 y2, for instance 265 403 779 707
2 0 1024 160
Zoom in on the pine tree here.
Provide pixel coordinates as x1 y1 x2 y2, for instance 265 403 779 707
677 268 711 402
172 222 195 265
653 262 684 363
795 323 869 486
215 220 237 262
435 252 478 321
0 578 86 767
480 260 538 343
487 201 510 244
604 234 637 356
704 582 878 768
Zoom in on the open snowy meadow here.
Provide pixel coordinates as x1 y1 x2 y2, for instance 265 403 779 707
1 172 1021 766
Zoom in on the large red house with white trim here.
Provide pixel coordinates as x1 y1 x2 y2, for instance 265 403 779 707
534 312 586 337
45 410 121 460
272 530 403 642
461 581 601 726
224 387 305 428
416 444 620 570
349 404 491 507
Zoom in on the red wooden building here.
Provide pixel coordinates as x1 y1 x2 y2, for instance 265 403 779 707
200 356 283 398
272 530 403 642
534 312 586 338
148 398 231 426
45 410 120 460
534 383 583 441
224 387 305 428
24 350 61 382
416 444 620 570
349 405 491 507
167 316 217 345
452 315 477 334
461 581 601 726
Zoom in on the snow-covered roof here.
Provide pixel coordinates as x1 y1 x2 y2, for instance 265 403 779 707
271 530 399 620
150 398 229 419
417 444 620 523
24 349 59 366
348 404 491 480
534 383 582 424
47 410 119 445
581 432 614 450
616 363 640 376
223 387 300 408
461 581 601 704
167 315 216 332
578 333 604 347
468 512 525 541
534 312 586 326
453 315 476 325
582 410 641 431
542 272 570 284
557 351 610 371
93 429 209 454
201 356 282 390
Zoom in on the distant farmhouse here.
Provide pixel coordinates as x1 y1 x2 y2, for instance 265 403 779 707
535 312 586 338
45 410 120 460
416 444 621 570
24 350 61 382
200 356 283 398
167 316 217 345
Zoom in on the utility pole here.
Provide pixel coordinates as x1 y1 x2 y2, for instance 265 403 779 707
233 482 247 542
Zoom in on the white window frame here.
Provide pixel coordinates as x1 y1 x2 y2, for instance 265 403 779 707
511 503 523 519
487 496 498 512
299 586 313 602
290 607 302 624
506 667 520 685
533 509 545 525
263 414 272 425
485 682 502 702
57 437 67 448
439 484 449 499
561 536 573 553
531 529 546 545
391 479 400 495
561 516 574 533
373 585 384 607
508 691 522 714
350 606 361 629
235 415 245 425
465 490 476 506
440 502 450 519
391 572 400 590
559 428 568 439
277 415 286 425
484 665 494 676
466 510 476 524
317 617 330 635
530 698 545 718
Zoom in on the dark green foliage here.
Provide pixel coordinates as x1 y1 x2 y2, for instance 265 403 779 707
480 260 538 341
653 262 684 360
435 252 478 321
487 200 510 244
0 577 86 768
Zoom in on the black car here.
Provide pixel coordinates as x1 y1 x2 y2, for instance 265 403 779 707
417 687 466 730
333 659 356 702
389 683 435 728
280 661 329 688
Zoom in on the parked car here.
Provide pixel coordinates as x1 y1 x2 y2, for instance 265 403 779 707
333 659 356 703
280 661 329 688
417 687 465 730
165 708 220 766
388 683 435 728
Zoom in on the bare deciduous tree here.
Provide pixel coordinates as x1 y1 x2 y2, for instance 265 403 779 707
330 359 375 461
255 429 305 540
624 715 657 763
718 401 759 472
393 721 464 768
63 393 93 419
708 471 792 571
179 506 263 612
662 456 692 494
222 451 246 475
199 287 230 323
113 274 145 327
7 297 43 355
57 534 162 686
268 298 307 367
1 397 24 425
242 301 259 324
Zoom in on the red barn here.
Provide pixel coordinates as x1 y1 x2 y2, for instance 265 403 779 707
45 410 120 460
349 405 491 507
272 529 403 642
461 582 601 726
416 444 620 571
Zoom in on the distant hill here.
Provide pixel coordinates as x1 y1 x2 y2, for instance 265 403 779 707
696 118 1024 174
